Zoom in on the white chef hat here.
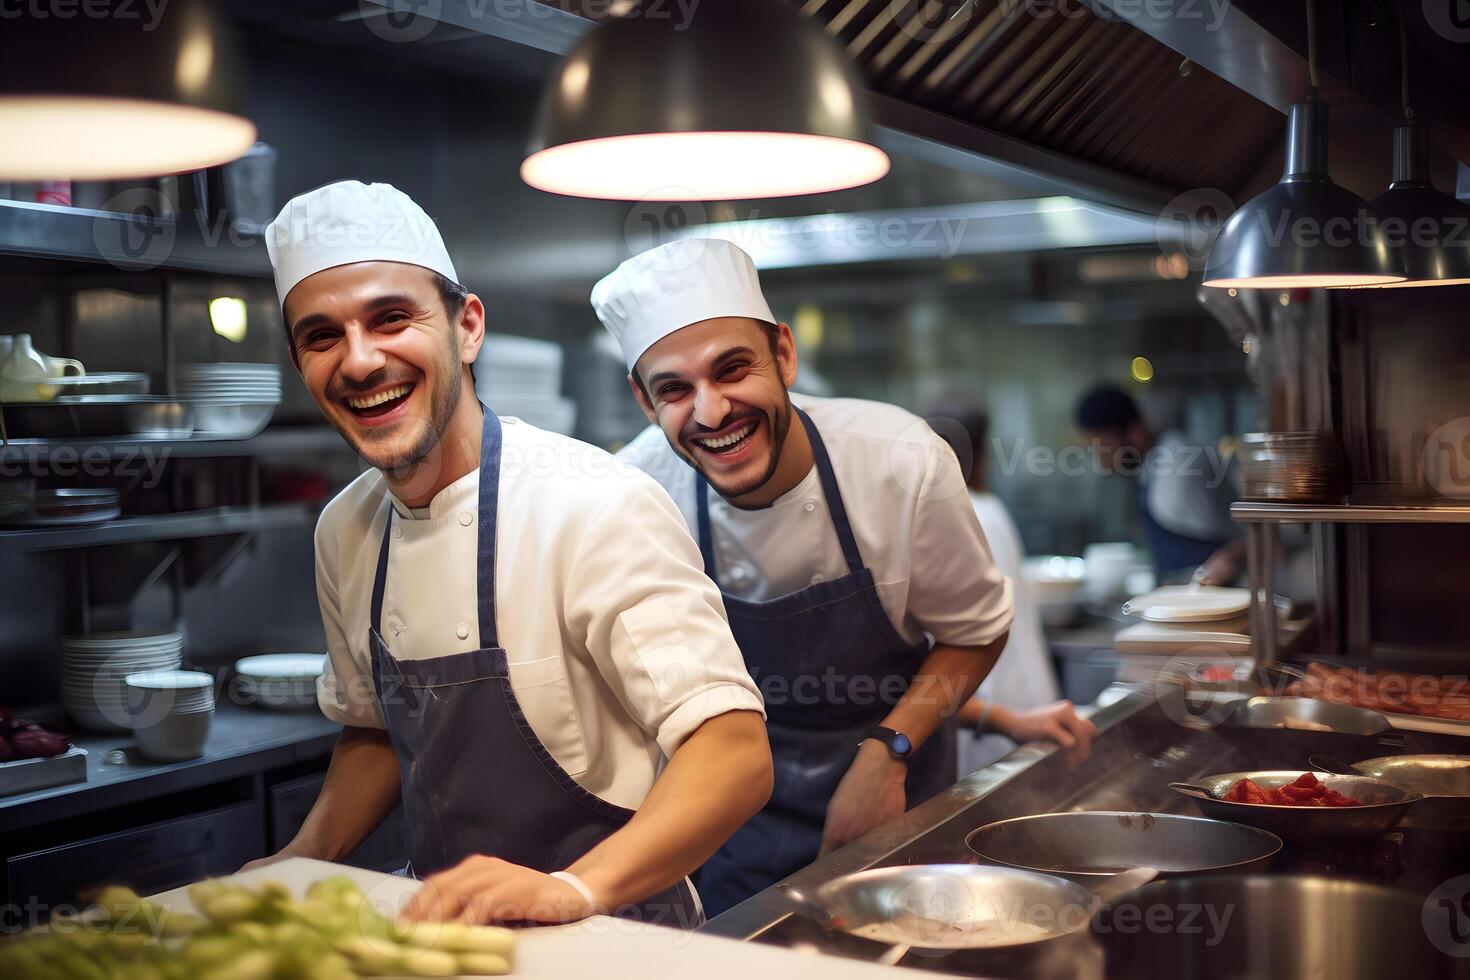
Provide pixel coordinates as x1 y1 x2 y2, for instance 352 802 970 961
264 180 458 307
591 239 776 371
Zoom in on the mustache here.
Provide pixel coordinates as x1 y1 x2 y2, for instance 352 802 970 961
681 408 765 442
330 372 417 400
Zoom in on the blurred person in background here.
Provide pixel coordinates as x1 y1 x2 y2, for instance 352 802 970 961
928 404 1096 774
1073 387 1244 586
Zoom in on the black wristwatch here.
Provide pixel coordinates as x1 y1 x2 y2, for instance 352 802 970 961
864 726 913 762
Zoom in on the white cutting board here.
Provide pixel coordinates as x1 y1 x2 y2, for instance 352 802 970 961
149 858 941 979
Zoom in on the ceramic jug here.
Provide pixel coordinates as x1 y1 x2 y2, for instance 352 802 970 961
1 334 85 402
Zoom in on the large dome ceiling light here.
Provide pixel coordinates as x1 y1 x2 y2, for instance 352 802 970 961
1360 22 1470 289
1202 0 1405 289
0 0 256 181
521 0 890 201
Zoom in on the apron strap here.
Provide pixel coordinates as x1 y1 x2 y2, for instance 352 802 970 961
794 407 868 578
371 509 393 637
369 406 504 647
476 408 503 648
693 405 869 584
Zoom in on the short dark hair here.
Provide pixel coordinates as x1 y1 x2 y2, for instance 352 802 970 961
630 319 781 399
924 402 988 485
433 273 469 319
1074 386 1141 435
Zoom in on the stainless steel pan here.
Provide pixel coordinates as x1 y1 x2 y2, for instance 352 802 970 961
1226 696 1391 735
1169 770 1421 842
1312 753 1470 827
781 863 1155 958
964 811 1281 880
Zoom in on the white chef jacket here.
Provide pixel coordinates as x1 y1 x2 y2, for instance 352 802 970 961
313 416 766 811
617 394 1013 650
959 491 1062 776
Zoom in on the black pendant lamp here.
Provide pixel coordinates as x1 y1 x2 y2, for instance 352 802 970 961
1202 2 1404 289
1361 19 1470 289
521 0 890 201
0 0 255 180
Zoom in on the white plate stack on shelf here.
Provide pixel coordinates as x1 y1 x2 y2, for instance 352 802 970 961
61 631 184 733
178 363 282 438
475 335 576 435
123 670 215 762
234 653 326 709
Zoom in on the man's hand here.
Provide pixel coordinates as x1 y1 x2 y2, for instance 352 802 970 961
1193 539 1247 587
989 701 1096 764
819 739 907 857
400 856 592 925
239 850 299 874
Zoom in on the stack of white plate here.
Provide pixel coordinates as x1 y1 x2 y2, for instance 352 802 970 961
179 363 282 438
62 631 184 732
475 335 577 435
235 653 326 709
124 670 215 762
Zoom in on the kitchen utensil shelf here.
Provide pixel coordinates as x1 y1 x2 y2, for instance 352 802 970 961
0 427 349 466
0 200 271 279
1232 502 1470 523
0 504 309 552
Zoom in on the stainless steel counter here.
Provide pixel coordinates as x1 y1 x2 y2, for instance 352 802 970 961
704 684 1470 977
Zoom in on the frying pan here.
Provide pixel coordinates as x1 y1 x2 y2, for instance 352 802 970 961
1312 753 1470 826
780 863 1155 961
1170 770 1422 842
964 811 1281 880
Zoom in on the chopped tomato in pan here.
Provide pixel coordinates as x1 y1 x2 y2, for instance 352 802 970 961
1222 772 1363 807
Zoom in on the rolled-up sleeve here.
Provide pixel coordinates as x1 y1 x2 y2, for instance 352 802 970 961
567 473 765 760
907 429 1014 647
314 514 385 729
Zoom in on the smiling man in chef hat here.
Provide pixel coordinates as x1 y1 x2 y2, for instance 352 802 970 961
595 238 1013 917
253 182 772 928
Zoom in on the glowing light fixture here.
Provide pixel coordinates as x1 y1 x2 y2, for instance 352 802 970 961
1202 2 1404 289
210 297 248 343
0 0 255 180
522 0 889 201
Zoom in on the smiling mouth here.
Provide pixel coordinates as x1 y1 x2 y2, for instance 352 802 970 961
344 383 415 419
693 420 758 455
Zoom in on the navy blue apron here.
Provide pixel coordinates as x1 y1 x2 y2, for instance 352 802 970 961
368 407 699 926
1135 481 1222 579
693 408 956 918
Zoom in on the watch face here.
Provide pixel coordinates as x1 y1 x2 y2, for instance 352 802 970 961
892 733 912 757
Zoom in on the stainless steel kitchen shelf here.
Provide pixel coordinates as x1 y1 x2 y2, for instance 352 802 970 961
0 427 350 466
0 199 271 278
1231 501 1470 523
0 504 310 551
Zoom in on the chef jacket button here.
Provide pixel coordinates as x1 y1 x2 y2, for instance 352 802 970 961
455 623 470 640
392 525 403 539
729 564 749 581
804 500 816 513
811 573 825 584
459 512 473 527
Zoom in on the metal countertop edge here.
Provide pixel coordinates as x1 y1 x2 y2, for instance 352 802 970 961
701 684 1155 940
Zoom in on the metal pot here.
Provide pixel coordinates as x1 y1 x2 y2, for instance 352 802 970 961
1096 874 1470 979
965 811 1282 880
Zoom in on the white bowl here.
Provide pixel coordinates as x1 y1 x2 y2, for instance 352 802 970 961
130 707 213 762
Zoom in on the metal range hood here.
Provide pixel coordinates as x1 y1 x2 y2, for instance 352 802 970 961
350 0 1470 215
